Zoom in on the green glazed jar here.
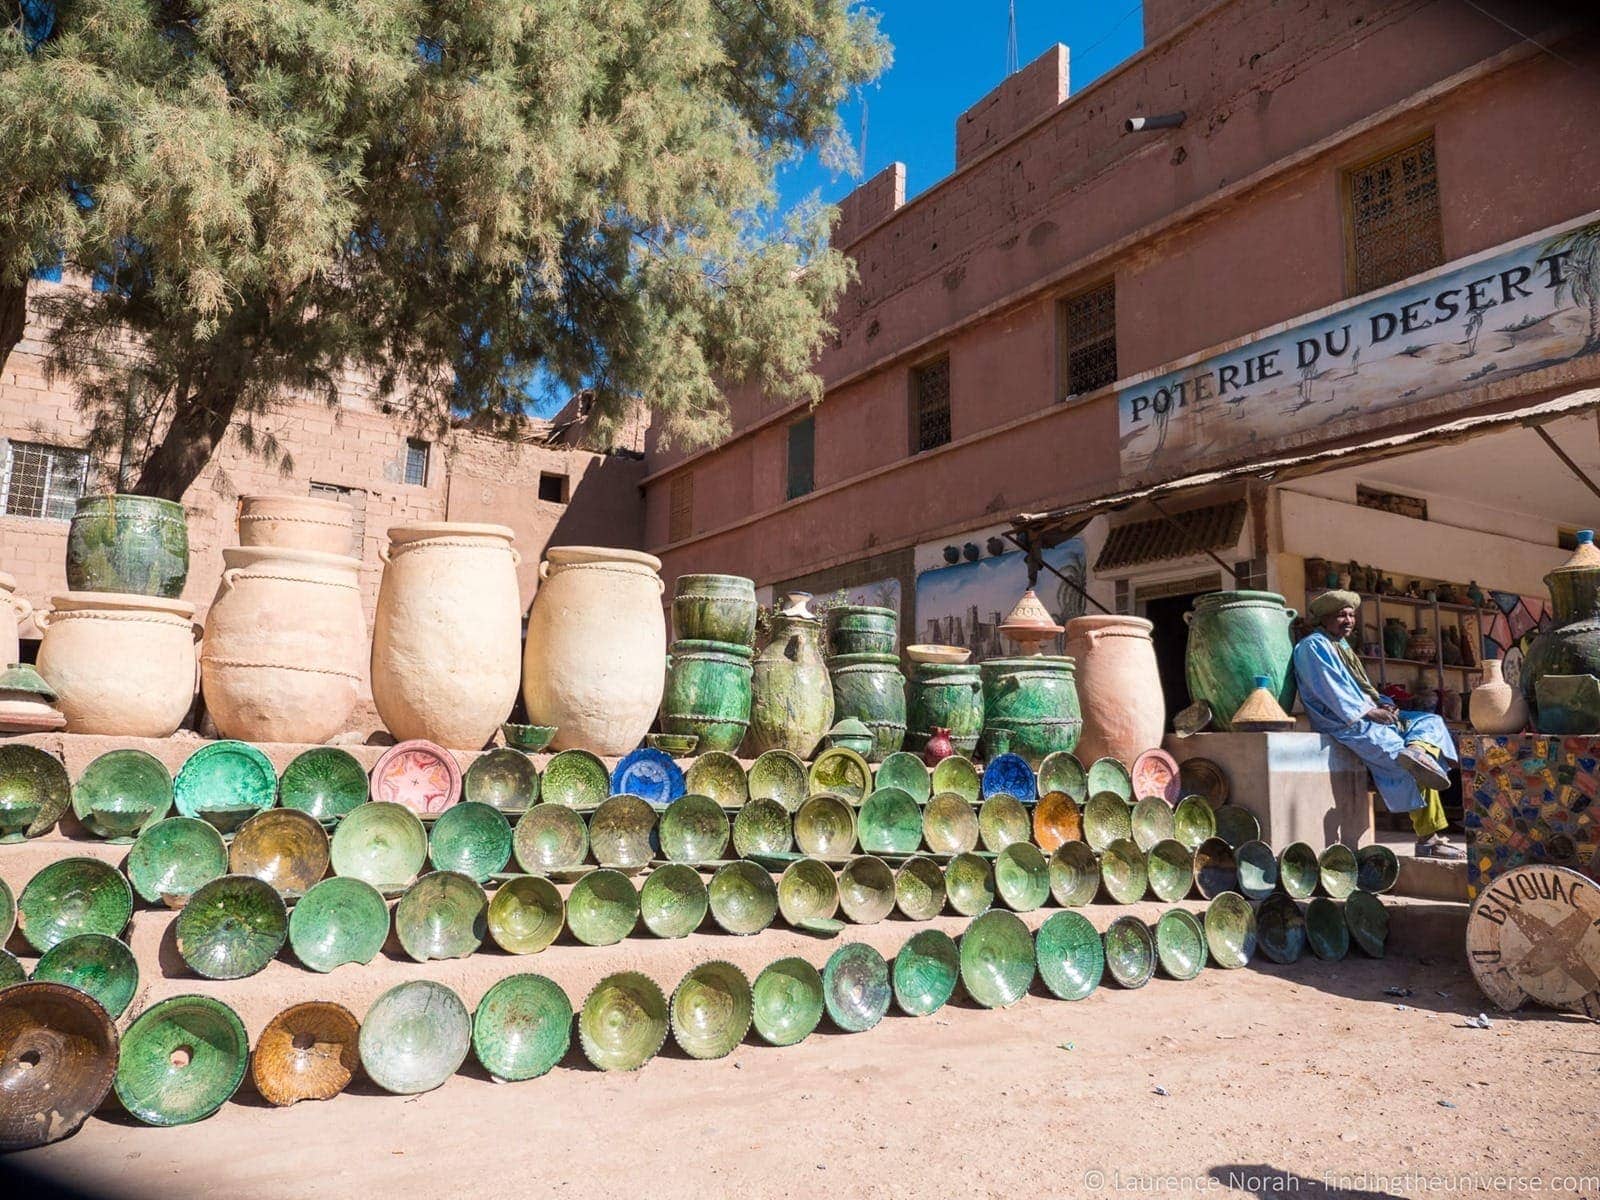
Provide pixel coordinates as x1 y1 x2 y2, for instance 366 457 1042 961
1183 591 1297 731
672 574 758 647
979 656 1082 765
828 652 906 762
1524 530 1600 713
662 639 753 753
66 494 190 598
745 612 833 759
906 663 984 755
826 605 898 657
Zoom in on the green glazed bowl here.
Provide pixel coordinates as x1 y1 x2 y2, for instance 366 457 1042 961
427 801 512 882
1032 791 1082 851
229 807 331 895
579 971 668 1071
463 747 539 813
1103 915 1156 989
567 869 639 946
1235 839 1279 901
276 747 368 823
174 874 288 979
1145 838 1195 903
1305 896 1349 960
1083 791 1133 851
0 797 40 842
1356 844 1400 895
930 755 980 804
1318 844 1359 899
1344 889 1389 957
541 749 609 809
794 793 856 857
875 751 931 804
0 981 118 1149
0 875 12 946
748 749 807 812
1086 757 1132 801
589 794 657 869
0 744 71 841
659 793 730 863
731 797 793 858
778 857 839 926
823 942 892 1032
472 974 572 1082
514 803 590 873
1279 842 1320 899
670 960 752 1060
893 929 960 1016
72 749 171 841
639 862 708 938
173 740 277 832
809 747 871 803
945 851 996 916
646 733 699 756
501 723 556 753
995 841 1051 912
359 980 471 1094
1172 795 1218 851
923 792 980 854
395 870 487 962
0 949 23 987
978 793 1030 852
487 874 565 954
1036 911 1105 1000
330 801 428 890
18 857 133 953
1038 751 1087 802
1213 804 1261 849
1131 795 1175 851
127 817 228 906
751 957 825 1046
1154 908 1208 980
1193 837 1238 899
685 751 749 809
1098 837 1147 905
709 860 779 935
895 856 946 921
289 876 390 971
858 787 922 855
32 933 139 1019
1204 891 1257 969
960 910 1035 1008
1049 841 1100 908
116 994 248 1125
838 855 896 924
1256 893 1308 964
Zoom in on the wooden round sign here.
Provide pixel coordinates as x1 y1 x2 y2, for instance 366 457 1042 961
1466 865 1600 1018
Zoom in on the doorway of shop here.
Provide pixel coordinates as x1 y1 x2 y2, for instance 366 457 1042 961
1143 591 1207 726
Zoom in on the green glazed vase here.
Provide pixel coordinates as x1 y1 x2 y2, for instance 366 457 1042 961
672 574 758 646
115 994 248 1125
906 663 984 756
662 639 754 754
745 613 834 760
979 657 1082 764
1183 591 1297 732
826 605 898 656
472 974 572 1082
67 494 190 598
828 652 907 762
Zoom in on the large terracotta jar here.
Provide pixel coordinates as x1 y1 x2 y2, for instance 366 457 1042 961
237 494 356 556
906 663 984 756
66 494 189 598
200 546 366 743
1470 659 1528 735
371 523 522 749
1522 530 1600 719
662 639 753 753
979 656 1082 764
0 571 31 666
35 592 198 736
523 546 666 755
745 604 833 759
1065 615 1164 766
828 652 906 762
1184 591 1297 731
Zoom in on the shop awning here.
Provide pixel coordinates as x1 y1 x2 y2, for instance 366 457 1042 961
1093 500 1247 571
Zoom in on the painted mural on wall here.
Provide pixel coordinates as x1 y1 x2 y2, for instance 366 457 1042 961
915 540 1087 658
1482 592 1554 693
1119 211 1600 473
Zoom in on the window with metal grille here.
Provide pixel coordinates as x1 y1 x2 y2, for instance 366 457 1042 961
668 472 694 543
1058 281 1118 398
910 357 951 454
538 472 568 504
1 441 89 520
1344 134 1443 295
403 438 430 486
308 481 367 558
787 417 814 500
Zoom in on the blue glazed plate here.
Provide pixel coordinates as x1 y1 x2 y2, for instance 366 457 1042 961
981 753 1036 802
610 747 686 807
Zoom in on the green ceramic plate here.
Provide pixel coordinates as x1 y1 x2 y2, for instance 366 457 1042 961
1318 844 1359 899
487 874 565 954
731 796 793 858
823 942 892 1032
1082 791 1133 851
778 857 839 926
946 851 996 916
1256 893 1307 964
659 793 730 863
875 752 931 804
893 929 960 1015
567 868 640 946
1213 804 1261 849
428 801 512 882
229 807 331 895
894 856 946 921
751 957 825 1046
1130 795 1175 852
0 949 23 987
1049 841 1100 908
514 803 589 873
1154 908 1208 980
289 876 390 971
0 744 71 842
18 857 133 953
501 723 555 753
1356 844 1400 895
1037 751 1087 803
978 794 1030 853
858 787 922 855
276 747 368 823
1235 839 1278 901
670 960 752 1060
1085 757 1132 802
1305 895 1349 960
116 994 248 1125
175 874 288 979
0 981 118 1149
0 875 13 946
1172 795 1217 851
995 842 1050 912
808 747 871 803
395 870 487 962
930 755 980 804
838 855 895 924
1179 758 1229 805
359 980 471 1094
1278 842 1320 899
639 862 708 938
462 747 540 813
1036 910 1104 1000
472 974 572 1082
1344 889 1388 957
32 933 139 1019
685 751 749 808
1098 837 1146 905
960 910 1035 1008
794 793 857 857
127 817 228 906
173 740 277 832
1204 891 1257 969
1193 837 1238 900
922 792 979 854
1103 915 1155 989
579 972 668 1071
541 749 609 809
330 801 428 889
71 749 171 841
589 794 658 869
748 749 807 812
709 860 779 935
1145 838 1195 903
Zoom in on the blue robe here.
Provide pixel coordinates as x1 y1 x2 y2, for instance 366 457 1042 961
1290 630 1456 814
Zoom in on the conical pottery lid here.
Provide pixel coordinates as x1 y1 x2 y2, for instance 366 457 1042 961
999 588 1064 638
251 1001 361 1107
0 663 56 700
1545 528 1600 586
1230 675 1296 731
0 982 118 1150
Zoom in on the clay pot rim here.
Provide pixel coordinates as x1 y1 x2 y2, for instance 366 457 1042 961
388 522 516 544
1191 590 1288 607
1065 614 1154 634
47 591 197 617
545 545 662 571
673 572 755 589
979 655 1076 670
669 638 755 658
827 605 897 620
238 493 353 515
827 652 903 666
221 545 361 570
0 571 15 591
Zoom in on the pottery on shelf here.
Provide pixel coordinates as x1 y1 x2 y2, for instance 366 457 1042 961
1064 615 1164 769
173 740 276 833
921 726 956 767
0 662 64 732
32 933 139 1020
907 662 984 757
288 876 391 971
66 493 189 598
501 723 557 753
277 747 369 822
174 874 289 979
371 739 462 816
472 975 572 1082
672 574 758 647
744 603 833 760
72 749 172 841
1524 530 1600 719
979 656 1081 765
250 1001 362 1107
905 644 970 665
463 747 539 814
1183 591 1297 733
579 973 668 1072
18 857 134 952
359 981 471 1095
661 639 753 754
1406 627 1437 664
229 808 331 895
236 494 356 556
1469 659 1528 734
751 958 825 1047
115 994 249 1126
828 652 906 761
0 982 119 1151
126 817 229 906
0 744 71 842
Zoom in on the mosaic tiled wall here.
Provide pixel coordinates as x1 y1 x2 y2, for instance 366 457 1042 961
1460 735 1600 899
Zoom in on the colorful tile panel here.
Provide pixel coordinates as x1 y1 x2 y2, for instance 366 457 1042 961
1460 735 1600 899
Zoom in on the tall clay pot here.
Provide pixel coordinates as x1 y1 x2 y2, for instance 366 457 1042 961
523 546 666 755
200 546 366 744
0 571 31 666
66 494 189 598
745 611 833 759
827 605 898 656
672 574 757 647
979 656 1082 765
35 592 198 736
372 523 522 750
906 663 984 756
828 652 907 762
1184 591 1297 732
1471 659 1528 734
1522 530 1600 718
1065 615 1164 767
237 494 356 556
662 639 753 753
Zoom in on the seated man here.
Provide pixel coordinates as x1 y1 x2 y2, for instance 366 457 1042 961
1292 590 1465 860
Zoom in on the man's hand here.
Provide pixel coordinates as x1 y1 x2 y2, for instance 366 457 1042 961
1366 707 1398 725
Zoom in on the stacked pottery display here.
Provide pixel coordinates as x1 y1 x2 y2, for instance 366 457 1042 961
906 647 983 757
1521 530 1600 722
745 593 833 759
66 494 190 598
1064 614 1163 767
980 589 1081 764
825 605 906 763
662 574 756 753
1184 590 1298 732
236 494 358 556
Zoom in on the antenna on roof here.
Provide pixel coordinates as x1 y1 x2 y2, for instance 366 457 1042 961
1007 1 1019 75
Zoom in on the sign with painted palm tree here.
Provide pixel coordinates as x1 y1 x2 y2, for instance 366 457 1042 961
1119 211 1600 474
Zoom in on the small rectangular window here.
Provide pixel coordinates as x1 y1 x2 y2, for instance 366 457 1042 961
1 441 90 519
910 357 951 454
538 472 568 504
403 438 429 486
669 472 694 543
1058 281 1118 398
1344 133 1443 295
787 417 815 500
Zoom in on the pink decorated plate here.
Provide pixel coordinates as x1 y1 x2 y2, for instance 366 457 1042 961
1132 748 1182 806
371 740 463 816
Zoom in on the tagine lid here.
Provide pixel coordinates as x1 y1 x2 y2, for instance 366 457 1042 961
0 663 57 701
1547 529 1600 581
1229 675 1297 732
998 589 1064 639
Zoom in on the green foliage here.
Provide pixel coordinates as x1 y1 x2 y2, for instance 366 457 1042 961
0 1 888 497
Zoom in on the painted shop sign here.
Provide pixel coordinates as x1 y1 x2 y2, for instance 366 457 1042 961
1119 211 1600 473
